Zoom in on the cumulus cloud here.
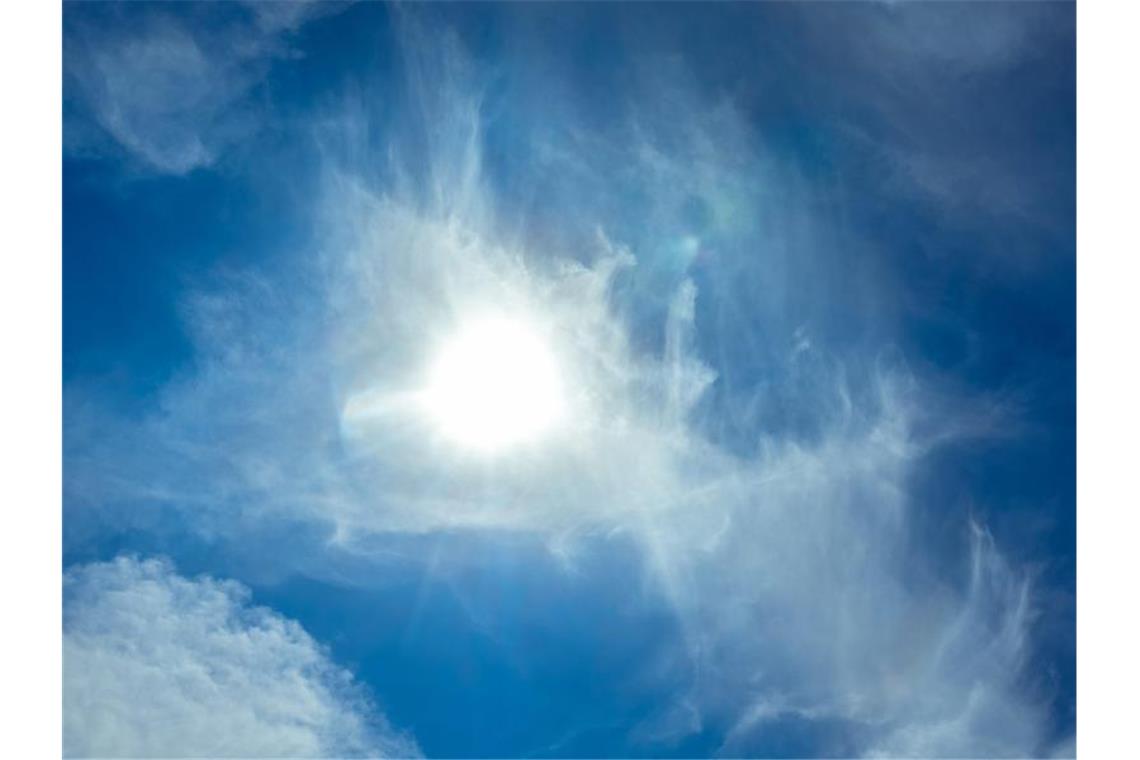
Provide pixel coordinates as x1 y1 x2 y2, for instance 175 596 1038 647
63 7 1070 757
63 556 419 758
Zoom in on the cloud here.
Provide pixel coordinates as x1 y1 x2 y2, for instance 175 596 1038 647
802 2 1075 234
702 520 1045 757
63 556 419 758
63 2 339 174
63 8 1071 757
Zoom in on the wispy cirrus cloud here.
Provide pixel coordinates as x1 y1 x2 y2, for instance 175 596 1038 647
795 1 1075 237
63 1 342 174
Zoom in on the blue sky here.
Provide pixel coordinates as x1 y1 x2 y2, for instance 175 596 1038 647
62 2 1074 757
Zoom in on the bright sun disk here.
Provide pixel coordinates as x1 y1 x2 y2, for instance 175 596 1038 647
423 315 565 453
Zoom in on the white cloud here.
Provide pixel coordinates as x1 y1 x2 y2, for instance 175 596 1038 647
64 2 338 174
63 556 419 758
803 2 1074 235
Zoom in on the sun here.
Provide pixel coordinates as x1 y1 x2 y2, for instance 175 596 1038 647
423 315 566 453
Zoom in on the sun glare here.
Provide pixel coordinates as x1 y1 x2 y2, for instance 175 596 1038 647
423 315 565 453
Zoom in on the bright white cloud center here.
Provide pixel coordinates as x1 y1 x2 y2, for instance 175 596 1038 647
423 315 565 453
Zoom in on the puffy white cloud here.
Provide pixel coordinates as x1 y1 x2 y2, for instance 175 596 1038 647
63 556 419 758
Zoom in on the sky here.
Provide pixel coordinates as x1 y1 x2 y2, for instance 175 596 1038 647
62 2 1075 758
